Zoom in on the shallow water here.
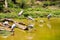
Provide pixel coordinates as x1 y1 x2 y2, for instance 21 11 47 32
0 18 60 40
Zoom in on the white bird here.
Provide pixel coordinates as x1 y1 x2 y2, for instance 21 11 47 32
11 24 16 29
47 14 51 20
3 21 9 25
18 10 24 16
28 16 34 20
28 24 34 28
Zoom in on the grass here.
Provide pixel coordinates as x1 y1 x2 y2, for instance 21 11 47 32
0 18 60 40
0 6 60 19
0 30 11 36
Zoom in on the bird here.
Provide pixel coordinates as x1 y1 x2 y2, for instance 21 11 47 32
28 24 34 29
27 16 34 21
18 10 24 16
47 14 51 20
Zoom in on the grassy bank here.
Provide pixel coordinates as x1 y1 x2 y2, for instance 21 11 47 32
0 6 60 19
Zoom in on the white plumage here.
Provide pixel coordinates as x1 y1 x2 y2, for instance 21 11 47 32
11 24 16 29
28 16 34 20
3 21 9 25
28 24 34 28
18 10 24 16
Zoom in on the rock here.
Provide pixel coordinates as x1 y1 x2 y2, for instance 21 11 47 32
40 20 45 23
47 23 51 29
1 18 14 23
27 36 33 40
28 24 34 28
39 24 43 28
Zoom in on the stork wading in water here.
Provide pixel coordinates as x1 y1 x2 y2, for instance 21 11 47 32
47 14 51 20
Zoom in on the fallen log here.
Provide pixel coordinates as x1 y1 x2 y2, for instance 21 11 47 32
15 22 27 30
1 18 14 23
18 22 27 26
0 18 32 30
14 21 34 30
0 18 27 31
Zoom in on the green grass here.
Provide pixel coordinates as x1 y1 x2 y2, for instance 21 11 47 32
0 6 60 19
0 1 60 18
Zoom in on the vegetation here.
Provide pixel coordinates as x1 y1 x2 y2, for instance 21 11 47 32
0 0 60 19
0 0 60 40
0 6 60 19
0 30 11 36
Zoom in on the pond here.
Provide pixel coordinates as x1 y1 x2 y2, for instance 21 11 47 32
0 18 60 40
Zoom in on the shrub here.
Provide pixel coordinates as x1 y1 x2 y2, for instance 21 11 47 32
53 11 60 15
43 1 60 7
31 0 35 6
43 1 51 7
0 3 3 10
19 0 26 8
8 2 15 8
23 14 29 17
